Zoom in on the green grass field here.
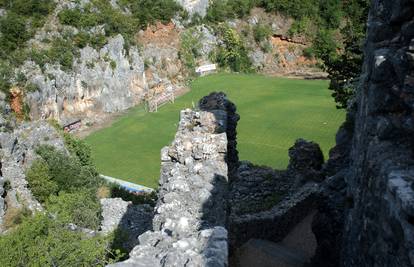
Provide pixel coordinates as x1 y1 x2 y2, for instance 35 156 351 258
85 73 345 188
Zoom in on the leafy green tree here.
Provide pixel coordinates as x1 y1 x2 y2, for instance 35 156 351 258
313 0 370 108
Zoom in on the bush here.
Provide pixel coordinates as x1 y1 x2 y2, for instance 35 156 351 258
119 0 182 28
303 47 315 59
179 28 203 73
288 17 312 37
214 25 252 73
30 38 77 72
58 8 84 28
26 159 58 203
3 206 31 229
0 0 54 58
0 61 12 96
64 133 94 167
109 184 157 206
206 0 230 22
0 12 29 54
0 214 118 267
35 145 101 193
206 0 255 22
47 190 102 229
253 23 272 43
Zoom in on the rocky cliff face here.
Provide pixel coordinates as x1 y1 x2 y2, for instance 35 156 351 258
14 0 187 126
22 35 147 122
340 0 414 266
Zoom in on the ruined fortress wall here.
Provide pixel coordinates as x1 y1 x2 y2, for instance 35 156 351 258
110 93 238 267
342 0 414 266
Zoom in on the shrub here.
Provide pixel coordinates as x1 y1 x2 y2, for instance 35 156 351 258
73 32 91 48
288 17 312 37
303 47 315 59
47 190 102 229
90 34 107 50
26 159 58 203
206 0 255 22
206 0 230 22
0 0 54 58
261 41 273 53
30 38 77 72
35 145 100 193
64 133 94 167
119 0 182 28
109 184 157 206
58 8 84 28
0 12 29 54
179 28 203 73
110 60 117 70
253 23 272 43
0 61 12 96
25 82 40 93
0 214 118 267
214 25 252 73
3 206 31 229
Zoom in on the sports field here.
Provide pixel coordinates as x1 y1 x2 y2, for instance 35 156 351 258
85 73 345 188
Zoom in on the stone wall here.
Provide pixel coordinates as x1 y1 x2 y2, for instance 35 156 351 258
110 92 238 267
340 0 414 266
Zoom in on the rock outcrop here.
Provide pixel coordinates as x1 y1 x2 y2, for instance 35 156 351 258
22 35 147 122
0 121 66 214
176 0 209 17
110 92 238 267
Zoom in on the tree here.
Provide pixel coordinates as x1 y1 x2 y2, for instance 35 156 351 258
319 0 370 109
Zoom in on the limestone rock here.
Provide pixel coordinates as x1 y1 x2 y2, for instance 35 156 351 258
176 0 209 17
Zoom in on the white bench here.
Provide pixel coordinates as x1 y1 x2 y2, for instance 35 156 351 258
195 64 217 76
